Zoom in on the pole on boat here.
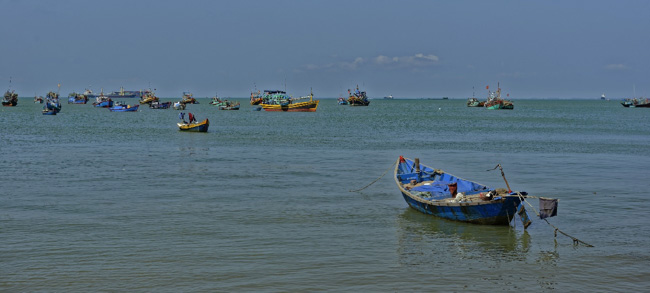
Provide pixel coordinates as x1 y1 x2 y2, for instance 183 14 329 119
488 164 512 193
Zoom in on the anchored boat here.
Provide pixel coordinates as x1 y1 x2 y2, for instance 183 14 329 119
259 90 319 112
348 85 370 106
394 156 525 225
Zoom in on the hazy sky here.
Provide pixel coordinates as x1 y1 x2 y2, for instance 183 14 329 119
2 0 649 98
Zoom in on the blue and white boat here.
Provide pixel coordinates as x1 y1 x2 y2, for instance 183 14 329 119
43 91 62 114
108 103 139 112
93 90 114 108
394 156 524 225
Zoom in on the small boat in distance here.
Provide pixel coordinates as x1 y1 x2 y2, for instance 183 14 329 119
105 87 150 99
173 101 186 110
250 88 263 105
260 89 319 112
108 103 139 112
384 95 394 99
43 91 62 114
149 101 172 109
394 156 526 225
484 83 513 110
337 95 348 105
467 98 484 107
467 87 484 107
34 95 44 103
67 92 89 104
621 97 650 108
2 77 18 107
93 90 114 108
2 90 18 107
181 92 198 104
348 85 370 106
139 90 159 105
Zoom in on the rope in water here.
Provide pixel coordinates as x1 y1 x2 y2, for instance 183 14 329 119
516 192 594 247
349 160 397 192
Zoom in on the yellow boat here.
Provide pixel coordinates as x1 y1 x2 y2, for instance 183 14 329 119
260 90 319 112
177 118 209 132
140 92 159 104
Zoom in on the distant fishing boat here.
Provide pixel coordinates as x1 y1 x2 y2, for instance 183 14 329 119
484 83 513 110
34 95 44 103
219 102 240 110
621 98 650 108
2 77 18 107
259 89 319 112
139 90 159 105
395 156 527 225
2 90 18 106
93 90 114 108
181 92 198 104
108 103 139 112
337 96 348 105
173 101 186 110
601 93 606 100
67 92 89 104
43 91 62 114
250 88 263 105
211 95 240 109
348 85 370 106
467 98 484 107
467 87 484 107
149 101 172 109
384 95 394 99
105 87 150 99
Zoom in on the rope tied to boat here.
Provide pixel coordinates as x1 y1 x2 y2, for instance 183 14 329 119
349 160 397 193
514 192 594 247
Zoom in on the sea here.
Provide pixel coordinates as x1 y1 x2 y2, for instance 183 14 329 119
1 98 649 291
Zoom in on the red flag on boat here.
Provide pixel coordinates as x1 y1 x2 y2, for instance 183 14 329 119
486 85 489 90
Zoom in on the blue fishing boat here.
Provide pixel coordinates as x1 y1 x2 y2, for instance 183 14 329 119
394 156 524 225
108 103 139 112
43 91 62 114
93 90 114 108
67 92 89 104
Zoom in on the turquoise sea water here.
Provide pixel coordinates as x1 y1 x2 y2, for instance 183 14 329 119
1 98 649 291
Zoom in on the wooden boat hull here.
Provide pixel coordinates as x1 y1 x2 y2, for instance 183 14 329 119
395 157 522 225
399 191 521 224
178 119 209 132
261 100 319 112
109 104 139 112
42 110 57 115
2 101 17 107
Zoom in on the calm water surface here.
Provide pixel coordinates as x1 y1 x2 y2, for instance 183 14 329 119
1 98 649 291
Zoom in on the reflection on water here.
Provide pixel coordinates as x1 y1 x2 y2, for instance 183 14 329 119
396 208 534 265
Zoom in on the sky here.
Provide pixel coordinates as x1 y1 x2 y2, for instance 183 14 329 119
1 0 650 99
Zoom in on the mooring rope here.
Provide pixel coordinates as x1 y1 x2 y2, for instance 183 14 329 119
516 192 594 247
349 160 398 192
